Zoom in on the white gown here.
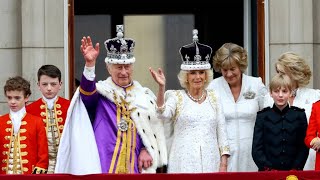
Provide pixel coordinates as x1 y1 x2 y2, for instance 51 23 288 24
157 90 230 173
264 87 320 170
207 74 268 172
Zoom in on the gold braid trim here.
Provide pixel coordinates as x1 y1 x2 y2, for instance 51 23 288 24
108 93 122 173
171 90 183 122
79 87 97 96
32 167 47 174
112 91 136 173
219 146 231 156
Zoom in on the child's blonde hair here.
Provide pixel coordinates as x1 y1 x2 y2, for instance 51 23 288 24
269 74 292 92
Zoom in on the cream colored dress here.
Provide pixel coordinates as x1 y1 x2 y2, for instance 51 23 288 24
157 90 230 173
264 87 320 170
207 74 268 172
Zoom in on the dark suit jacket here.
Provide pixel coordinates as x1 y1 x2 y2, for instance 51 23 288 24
252 104 309 171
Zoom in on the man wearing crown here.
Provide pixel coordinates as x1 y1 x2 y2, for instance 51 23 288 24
55 25 167 174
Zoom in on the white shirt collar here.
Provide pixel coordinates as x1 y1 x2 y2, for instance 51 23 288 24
42 95 58 109
10 107 26 134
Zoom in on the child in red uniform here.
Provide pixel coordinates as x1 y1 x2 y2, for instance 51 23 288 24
0 76 48 174
305 100 320 170
26 64 70 173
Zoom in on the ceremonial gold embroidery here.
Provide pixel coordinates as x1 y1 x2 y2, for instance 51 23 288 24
79 87 97 96
110 91 137 173
40 112 46 117
6 133 24 174
109 91 123 173
21 152 28 156
20 136 26 140
219 146 231 156
57 117 63 122
5 136 11 140
171 90 183 122
40 104 46 109
56 110 62 115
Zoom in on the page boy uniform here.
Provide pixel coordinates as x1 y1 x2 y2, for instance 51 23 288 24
252 104 309 171
0 108 48 174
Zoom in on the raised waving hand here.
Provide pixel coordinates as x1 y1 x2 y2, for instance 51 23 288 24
149 67 166 108
149 67 166 87
80 36 100 67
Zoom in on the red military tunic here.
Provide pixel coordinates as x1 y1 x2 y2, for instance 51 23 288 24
0 113 48 174
26 97 70 173
305 100 320 170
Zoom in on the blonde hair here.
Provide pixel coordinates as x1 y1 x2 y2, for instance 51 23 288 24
177 69 213 89
269 73 292 92
212 43 248 73
275 52 311 88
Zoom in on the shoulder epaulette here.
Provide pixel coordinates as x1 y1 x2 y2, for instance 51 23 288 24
257 107 271 114
290 106 305 112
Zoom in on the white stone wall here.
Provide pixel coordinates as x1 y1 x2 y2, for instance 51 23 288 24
0 0 65 115
0 0 22 114
313 0 320 89
268 0 318 89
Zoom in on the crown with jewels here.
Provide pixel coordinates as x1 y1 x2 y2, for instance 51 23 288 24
179 29 212 70
104 25 135 64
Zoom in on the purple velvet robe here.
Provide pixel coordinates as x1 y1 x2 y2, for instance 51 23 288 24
80 75 143 173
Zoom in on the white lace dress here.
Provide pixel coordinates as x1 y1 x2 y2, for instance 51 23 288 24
157 90 230 173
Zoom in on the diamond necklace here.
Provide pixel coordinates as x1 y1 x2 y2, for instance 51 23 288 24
187 90 205 102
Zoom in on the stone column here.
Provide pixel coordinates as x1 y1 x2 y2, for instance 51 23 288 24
268 0 314 87
21 0 65 101
313 0 320 89
0 0 22 114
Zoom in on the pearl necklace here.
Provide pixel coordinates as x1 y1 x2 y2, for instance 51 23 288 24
187 90 205 102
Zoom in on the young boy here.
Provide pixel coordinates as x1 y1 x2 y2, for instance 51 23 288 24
26 65 70 173
252 73 309 171
0 76 48 174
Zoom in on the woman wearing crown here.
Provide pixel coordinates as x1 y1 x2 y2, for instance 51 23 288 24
150 30 230 173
